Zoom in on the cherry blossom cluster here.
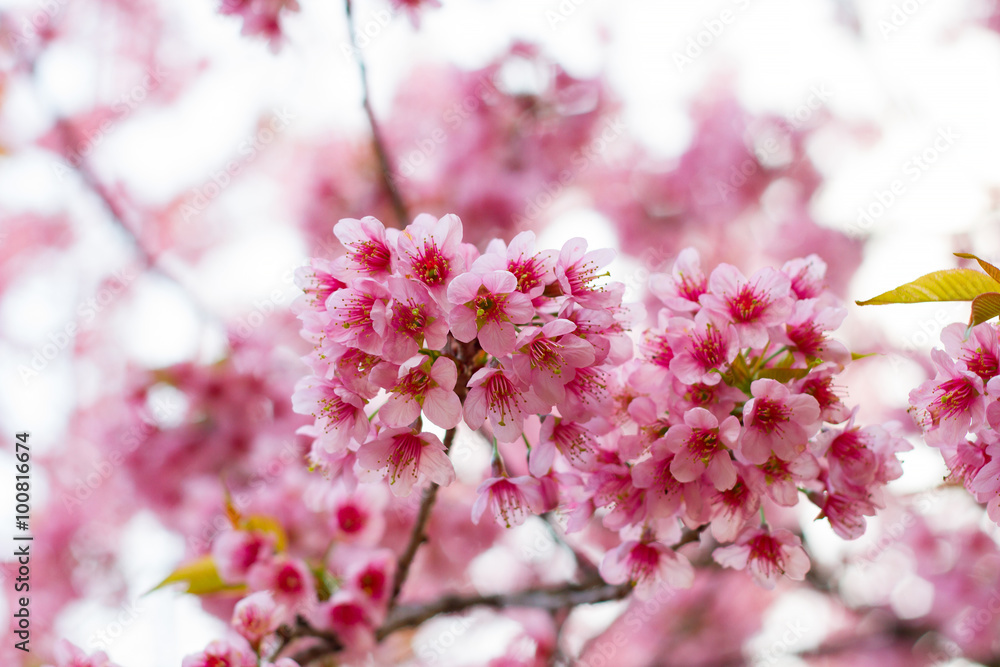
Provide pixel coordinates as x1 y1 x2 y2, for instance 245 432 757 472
909 322 1000 523
292 212 629 491
571 248 911 591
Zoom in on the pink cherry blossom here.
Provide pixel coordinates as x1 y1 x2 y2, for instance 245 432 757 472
343 548 396 613
776 298 849 364
472 230 556 298
814 486 878 540
529 417 600 476
292 377 370 453
464 365 546 442
371 355 462 429
43 641 123 667
181 638 257 667
247 556 317 610
942 321 1000 385
712 525 810 589
357 427 455 496
332 216 394 279
448 269 534 357
910 349 987 447
739 379 821 465
664 408 740 490
812 410 877 493
232 591 280 646
394 213 469 304
600 538 694 593
293 257 346 312
554 237 625 309
649 247 707 312
758 451 820 506
698 264 793 349
212 530 276 585
324 278 391 355
511 319 596 404
781 254 828 300
316 590 376 652
471 475 545 528
373 277 449 363
666 311 739 386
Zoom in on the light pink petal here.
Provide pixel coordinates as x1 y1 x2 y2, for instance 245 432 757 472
707 263 745 297
422 387 462 429
448 306 479 343
481 270 518 294
463 386 488 429
712 543 750 571
503 292 535 324
430 356 458 389
479 320 515 357
446 272 482 305
528 438 557 477
379 393 420 428
419 440 455 487
706 452 737 490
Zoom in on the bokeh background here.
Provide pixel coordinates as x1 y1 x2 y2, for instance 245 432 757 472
3 0 1000 664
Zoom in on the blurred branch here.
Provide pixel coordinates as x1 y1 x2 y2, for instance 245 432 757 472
284 579 631 665
56 120 221 327
344 0 410 227
376 580 633 640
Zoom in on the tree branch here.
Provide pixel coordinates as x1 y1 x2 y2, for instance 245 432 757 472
376 580 633 641
344 0 409 227
388 427 457 609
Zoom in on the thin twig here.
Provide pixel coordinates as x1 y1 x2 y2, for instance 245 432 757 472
388 427 457 609
344 0 409 227
56 121 220 326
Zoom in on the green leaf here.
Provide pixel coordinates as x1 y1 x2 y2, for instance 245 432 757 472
970 292 1000 327
856 269 1000 306
954 252 1000 284
726 354 752 393
756 368 810 382
150 555 244 596
241 515 288 552
850 351 879 361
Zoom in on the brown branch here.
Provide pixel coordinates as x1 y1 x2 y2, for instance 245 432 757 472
56 121 220 326
344 0 409 227
388 427 457 609
377 580 633 641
